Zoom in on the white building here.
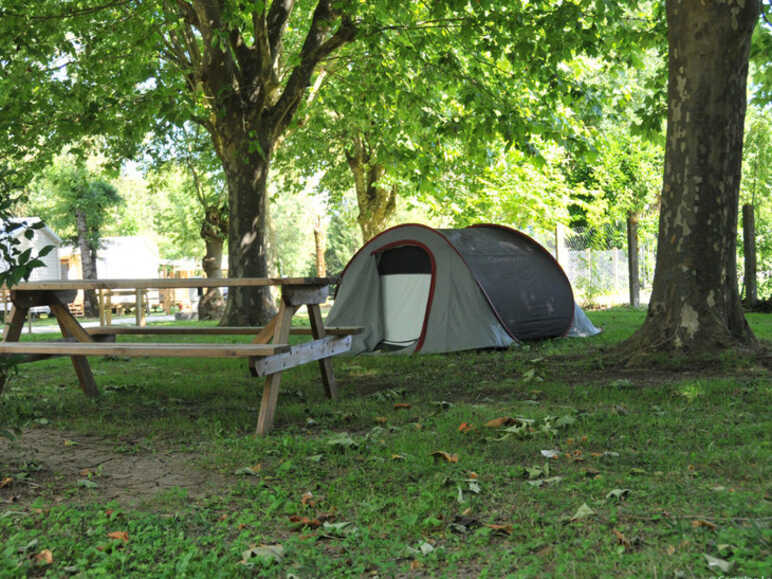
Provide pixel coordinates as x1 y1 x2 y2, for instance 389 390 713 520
0 218 62 281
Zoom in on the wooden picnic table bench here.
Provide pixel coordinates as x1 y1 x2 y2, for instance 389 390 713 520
0 277 360 434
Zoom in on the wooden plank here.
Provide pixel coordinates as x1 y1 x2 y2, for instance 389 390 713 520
308 303 337 399
255 302 295 435
136 289 145 327
10 290 77 309
86 325 363 336
250 335 352 377
0 305 29 395
49 302 94 343
282 285 329 306
2 306 28 343
251 315 279 345
10 277 338 291
49 301 99 398
98 289 106 326
0 342 290 358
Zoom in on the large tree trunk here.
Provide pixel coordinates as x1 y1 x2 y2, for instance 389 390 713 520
198 204 228 321
346 136 397 241
219 138 276 326
623 0 759 354
75 208 98 318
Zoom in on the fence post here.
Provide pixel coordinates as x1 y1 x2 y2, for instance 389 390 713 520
742 203 757 307
627 213 640 308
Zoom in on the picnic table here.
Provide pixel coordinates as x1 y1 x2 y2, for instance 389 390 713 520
0 277 359 434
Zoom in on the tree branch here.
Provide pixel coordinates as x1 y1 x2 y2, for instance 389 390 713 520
266 0 295 62
268 1 356 138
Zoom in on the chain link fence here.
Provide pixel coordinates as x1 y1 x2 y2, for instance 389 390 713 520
528 224 658 308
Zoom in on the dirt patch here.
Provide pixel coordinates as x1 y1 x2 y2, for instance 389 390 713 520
0 428 228 508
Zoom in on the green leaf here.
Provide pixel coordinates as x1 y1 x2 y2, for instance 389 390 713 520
77 479 98 488
555 415 577 428
571 503 596 520
326 432 358 449
240 544 284 565
703 553 733 573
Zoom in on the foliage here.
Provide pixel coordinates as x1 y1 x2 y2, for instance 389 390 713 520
739 104 772 298
27 158 122 252
0 164 54 288
277 1 661 235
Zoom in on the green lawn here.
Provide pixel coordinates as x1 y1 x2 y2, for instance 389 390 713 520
0 308 770 577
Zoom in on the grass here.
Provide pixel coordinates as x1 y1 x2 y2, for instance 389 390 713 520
0 308 770 577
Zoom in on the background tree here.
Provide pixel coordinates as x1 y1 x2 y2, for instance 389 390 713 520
739 105 772 305
278 1 652 241
146 125 229 320
29 159 122 317
623 0 761 355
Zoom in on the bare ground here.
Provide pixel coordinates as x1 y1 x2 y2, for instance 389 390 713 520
0 428 228 509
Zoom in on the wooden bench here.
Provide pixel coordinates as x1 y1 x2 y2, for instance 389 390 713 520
1 278 359 434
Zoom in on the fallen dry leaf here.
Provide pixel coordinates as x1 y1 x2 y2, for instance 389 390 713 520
613 529 631 548
485 523 513 535
410 560 423 570
301 492 317 507
218 514 228 521
458 422 474 433
34 549 53 565
691 519 718 530
394 403 411 410
484 417 516 428
288 515 321 529
0 477 12 489
431 451 458 463
107 531 129 542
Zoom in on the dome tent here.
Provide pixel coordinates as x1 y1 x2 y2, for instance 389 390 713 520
326 223 600 354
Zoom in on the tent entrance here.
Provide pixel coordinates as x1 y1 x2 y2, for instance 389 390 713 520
375 244 433 348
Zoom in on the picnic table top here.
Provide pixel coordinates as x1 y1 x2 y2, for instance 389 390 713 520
9 277 338 291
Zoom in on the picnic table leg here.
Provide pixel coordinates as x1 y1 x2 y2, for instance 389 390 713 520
255 302 296 435
136 289 146 327
307 303 337 399
48 300 100 398
0 306 29 394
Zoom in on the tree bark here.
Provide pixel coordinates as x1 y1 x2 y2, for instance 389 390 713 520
346 135 397 241
627 213 640 308
75 208 99 318
742 203 757 307
623 0 759 354
218 137 277 326
198 204 228 320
